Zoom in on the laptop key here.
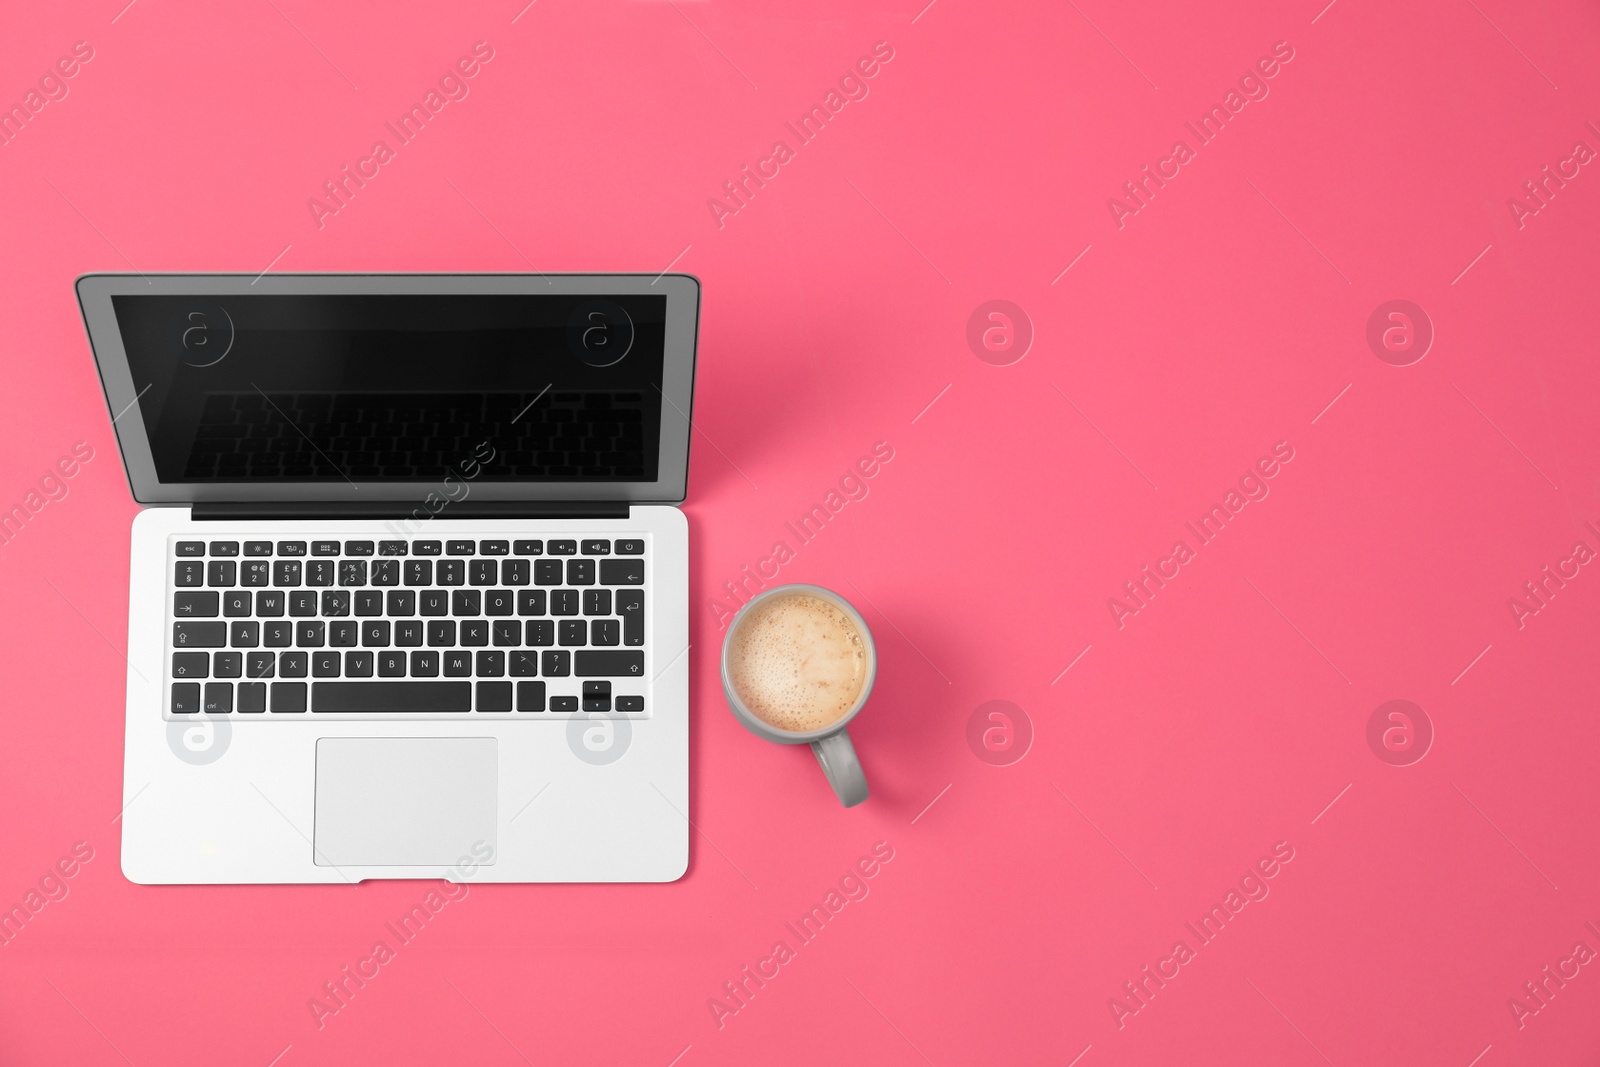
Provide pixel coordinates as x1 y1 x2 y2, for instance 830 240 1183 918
413 540 441 556
477 681 513 711
410 651 440 677
231 621 260 648
223 591 251 617
344 540 374 557
255 591 285 617
175 561 205 587
394 621 423 646
263 621 292 647
214 652 242 678
461 620 489 646
313 681 471 712
517 590 547 616
592 620 620 645
404 560 433 586
510 651 539 676
548 540 577 555
616 695 644 713
443 651 472 677
344 651 374 677
238 682 267 713
312 541 340 556
558 620 587 646
615 539 644 555
339 561 367 586
329 621 359 647
176 541 205 557
446 540 475 556
550 696 579 713
277 541 307 557
203 683 233 714
617 590 643 645
452 590 481 616
246 652 275 678
207 561 237 587
534 560 562 586
551 590 579 616
175 591 219 617
174 622 226 648
419 590 448 616
575 650 644 677
599 559 645 585
583 590 611 616
470 560 497 586
428 621 457 646
542 650 571 676
494 621 521 647
297 621 325 647
289 591 318 616
363 621 391 647
353 591 382 616
325 590 355 616
172 652 208 679
244 541 273 556
479 540 508 556
274 560 302 586
242 561 271 587
477 651 506 677
437 560 465 586
566 559 595 586
312 652 341 677
502 560 529 586
209 541 240 557
485 590 513 616
378 540 408 556
306 560 334 586
513 539 543 556
280 652 309 677
371 560 400 586
526 620 554 646
171 683 201 714
386 590 416 616
582 539 610 555
270 681 308 712
378 652 406 677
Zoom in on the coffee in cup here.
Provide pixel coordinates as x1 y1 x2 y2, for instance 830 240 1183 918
726 593 868 733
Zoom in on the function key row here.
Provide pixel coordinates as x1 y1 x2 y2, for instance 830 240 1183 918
175 557 644 589
175 538 644 558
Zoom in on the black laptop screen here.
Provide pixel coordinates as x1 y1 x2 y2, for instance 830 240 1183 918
109 293 666 484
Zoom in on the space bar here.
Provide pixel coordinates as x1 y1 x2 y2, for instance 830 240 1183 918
313 682 472 712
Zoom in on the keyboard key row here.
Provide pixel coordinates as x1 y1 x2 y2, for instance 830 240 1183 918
180 556 642 589
175 588 642 629
173 646 641 678
176 538 644 560
181 616 631 650
171 679 643 714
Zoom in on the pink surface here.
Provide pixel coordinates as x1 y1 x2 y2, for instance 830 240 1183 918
2 0 1598 1063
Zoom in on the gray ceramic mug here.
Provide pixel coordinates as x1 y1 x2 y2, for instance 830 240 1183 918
720 584 875 807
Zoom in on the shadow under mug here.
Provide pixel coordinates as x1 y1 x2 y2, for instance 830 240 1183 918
720 584 875 807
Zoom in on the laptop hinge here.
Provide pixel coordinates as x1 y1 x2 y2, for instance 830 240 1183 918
190 501 632 521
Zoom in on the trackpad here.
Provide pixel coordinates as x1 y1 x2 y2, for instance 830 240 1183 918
314 738 497 866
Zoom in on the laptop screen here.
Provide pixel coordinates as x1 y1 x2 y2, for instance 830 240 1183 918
107 293 666 485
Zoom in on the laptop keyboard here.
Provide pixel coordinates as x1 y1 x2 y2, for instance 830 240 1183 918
166 536 648 718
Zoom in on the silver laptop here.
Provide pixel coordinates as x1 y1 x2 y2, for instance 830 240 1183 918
77 273 697 884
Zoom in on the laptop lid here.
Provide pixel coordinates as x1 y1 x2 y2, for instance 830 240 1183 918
76 273 699 507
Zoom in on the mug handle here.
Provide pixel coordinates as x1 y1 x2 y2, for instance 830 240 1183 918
811 729 869 807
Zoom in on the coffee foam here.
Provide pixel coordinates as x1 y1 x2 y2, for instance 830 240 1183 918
728 594 868 733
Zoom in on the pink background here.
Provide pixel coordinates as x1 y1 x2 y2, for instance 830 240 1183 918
3 0 1599 1063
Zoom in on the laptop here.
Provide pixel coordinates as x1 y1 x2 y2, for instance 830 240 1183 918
76 273 697 884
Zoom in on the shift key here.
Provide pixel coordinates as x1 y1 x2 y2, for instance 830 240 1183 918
574 650 644 677
173 622 227 648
